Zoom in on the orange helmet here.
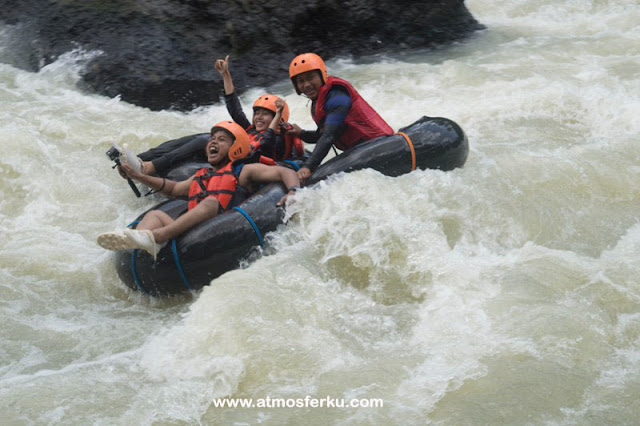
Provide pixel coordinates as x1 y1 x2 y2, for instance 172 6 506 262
289 53 328 94
253 94 290 122
210 120 250 161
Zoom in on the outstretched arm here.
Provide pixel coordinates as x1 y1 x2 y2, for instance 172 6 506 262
287 124 321 144
214 55 234 95
296 87 351 183
302 87 351 170
120 163 192 197
237 163 301 205
214 55 251 129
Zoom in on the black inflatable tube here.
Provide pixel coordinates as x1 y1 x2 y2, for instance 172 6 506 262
114 116 468 296
308 116 468 184
114 184 286 296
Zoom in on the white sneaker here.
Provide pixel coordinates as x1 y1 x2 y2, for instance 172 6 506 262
120 143 143 173
97 231 138 251
124 228 166 260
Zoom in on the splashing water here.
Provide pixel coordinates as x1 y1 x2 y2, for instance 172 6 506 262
1 0 639 422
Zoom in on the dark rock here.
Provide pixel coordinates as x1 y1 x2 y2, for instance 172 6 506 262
0 0 483 111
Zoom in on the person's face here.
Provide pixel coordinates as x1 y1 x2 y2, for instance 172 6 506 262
253 108 275 132
206 129 233 165
295 70 324 100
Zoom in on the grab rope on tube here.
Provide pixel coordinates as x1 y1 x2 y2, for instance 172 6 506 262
397 131 416 171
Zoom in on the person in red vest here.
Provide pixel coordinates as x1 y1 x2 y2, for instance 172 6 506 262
286 53 394 183
97 118 300 259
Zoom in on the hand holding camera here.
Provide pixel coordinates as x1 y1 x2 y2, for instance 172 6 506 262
106 144 142 197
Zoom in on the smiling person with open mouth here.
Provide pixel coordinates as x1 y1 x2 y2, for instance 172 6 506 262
97 117 300 259
215 55 305 163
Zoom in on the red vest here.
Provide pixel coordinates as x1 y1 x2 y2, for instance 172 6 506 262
247 125 304 161
247 131 262 153
312 76 394 150
282 124 305 160
187 163 237 211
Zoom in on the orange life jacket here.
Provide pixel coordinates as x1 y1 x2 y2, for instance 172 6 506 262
187 163 237 211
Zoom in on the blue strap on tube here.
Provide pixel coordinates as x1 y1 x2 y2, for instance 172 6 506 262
232 207 265 248
130 249 149 295
171 239 193 291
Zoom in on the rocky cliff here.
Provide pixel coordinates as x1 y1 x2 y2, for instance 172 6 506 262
0 0 483 110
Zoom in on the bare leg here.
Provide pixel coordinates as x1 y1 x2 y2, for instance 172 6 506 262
136 210 175 231
99 210 176 256
134 198 220 244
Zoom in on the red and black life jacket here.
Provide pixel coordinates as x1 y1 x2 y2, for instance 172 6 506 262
311 76 394 150
245 129 263 153
187 162 237 211
246 125 304 161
